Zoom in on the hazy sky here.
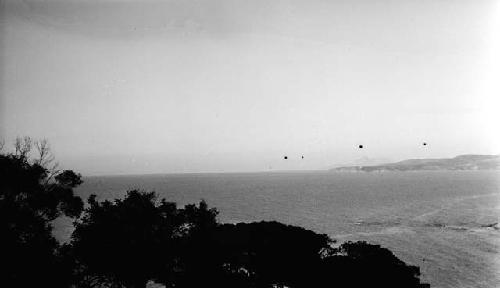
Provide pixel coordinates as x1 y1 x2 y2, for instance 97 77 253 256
1 0 499 175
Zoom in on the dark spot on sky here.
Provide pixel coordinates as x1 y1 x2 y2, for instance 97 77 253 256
423 142 427 146
358 145 363 149
301 155 304 159
284 156 288 160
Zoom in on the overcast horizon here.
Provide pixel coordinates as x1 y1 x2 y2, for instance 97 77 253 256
1 0 499 176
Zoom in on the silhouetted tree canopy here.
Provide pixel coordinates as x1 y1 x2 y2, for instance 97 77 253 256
0 138 84 288
174 222 428 288
319 241 427 288
71 192 428 288
70 190 218 288
1 137 429 288
174 221 333 288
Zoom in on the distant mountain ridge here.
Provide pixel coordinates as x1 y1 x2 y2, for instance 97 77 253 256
332 154 500 172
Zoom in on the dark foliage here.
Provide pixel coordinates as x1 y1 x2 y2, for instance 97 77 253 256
1 138 429 288
175 222 428 288
70 191 218 288
71 190 428 288
175 221 332 288
318 241 428 288
0 147 84 288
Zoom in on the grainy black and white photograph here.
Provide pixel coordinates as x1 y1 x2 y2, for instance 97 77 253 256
1 1 499 287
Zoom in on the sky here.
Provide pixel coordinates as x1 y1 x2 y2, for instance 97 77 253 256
1 0 499 175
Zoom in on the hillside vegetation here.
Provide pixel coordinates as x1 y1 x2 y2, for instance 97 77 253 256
333 155 500 172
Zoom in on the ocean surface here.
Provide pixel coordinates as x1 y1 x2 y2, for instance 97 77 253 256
65 171 499 288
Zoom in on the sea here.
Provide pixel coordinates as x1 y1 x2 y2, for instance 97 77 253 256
64 171 499 288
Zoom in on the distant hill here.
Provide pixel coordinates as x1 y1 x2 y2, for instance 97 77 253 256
331 154 500 172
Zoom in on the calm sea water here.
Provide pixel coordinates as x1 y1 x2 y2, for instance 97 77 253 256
68 171 500 288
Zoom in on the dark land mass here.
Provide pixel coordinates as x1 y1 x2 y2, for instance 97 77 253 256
332 154 500 172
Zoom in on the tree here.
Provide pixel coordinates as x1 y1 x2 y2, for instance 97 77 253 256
174 221 333 288
172 222 428 288
1 137 428 288
0 138 84 288
70 190 218 288
317 241 428 288
69 191 427 288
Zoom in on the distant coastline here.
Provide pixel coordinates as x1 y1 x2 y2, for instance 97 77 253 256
331 154 500 172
